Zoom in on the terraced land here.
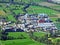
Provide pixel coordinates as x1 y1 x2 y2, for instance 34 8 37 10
39 2 60 10
27 6 59 17
0 10 6 15
0 0 60 22
0 0 60 45
0 3 25 22
13 0 47 3
0 32 47 45
1 39 47 45
33 32 47 37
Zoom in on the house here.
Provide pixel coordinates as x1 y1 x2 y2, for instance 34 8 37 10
0 21 3 26
2 23 25 32
48 0 60 3
38 13 48 18
38 19 45 23
17 14 26 23
17 14 38 26
0 18 7 26
1 13 57 32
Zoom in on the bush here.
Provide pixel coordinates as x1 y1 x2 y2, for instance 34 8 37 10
1 35 8 40
57 18 60 22
7 36 16 40
1 31 8 40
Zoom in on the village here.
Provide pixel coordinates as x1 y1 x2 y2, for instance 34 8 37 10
0 0 60 45
0 13 57 33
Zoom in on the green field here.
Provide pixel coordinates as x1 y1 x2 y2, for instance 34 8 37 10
50 18 58 22
0 2 60 22
27 6 59 16
1 39 46 45
0 0 46 4
55 23 60 30
6 15 16 22
8 32 30 39
0 3 25 22
14 0 46 3
0 32 47 45
0 0 60 45
33 32 47 37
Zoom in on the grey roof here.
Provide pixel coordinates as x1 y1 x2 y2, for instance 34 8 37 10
38 23 55 27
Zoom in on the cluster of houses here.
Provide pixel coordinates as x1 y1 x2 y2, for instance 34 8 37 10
48 0 60 3
0 0 14 2
0 13 57 32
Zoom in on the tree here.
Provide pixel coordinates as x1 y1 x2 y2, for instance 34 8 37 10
1 30 8 40
0 30 2 40
57 18 60 22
